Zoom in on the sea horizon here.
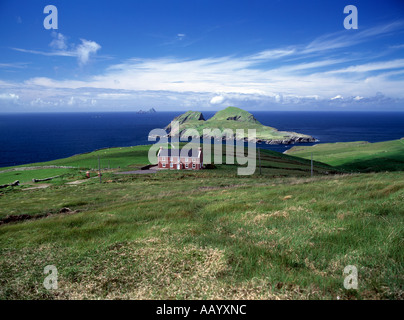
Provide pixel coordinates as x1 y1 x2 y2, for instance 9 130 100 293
2 110 404 114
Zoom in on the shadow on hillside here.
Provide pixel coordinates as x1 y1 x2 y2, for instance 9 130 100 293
336 156 404 172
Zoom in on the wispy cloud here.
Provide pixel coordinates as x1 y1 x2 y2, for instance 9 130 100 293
390 44 404 49
303 21 404 54
247 48 296 61
11 32 101 66
325 59 404 74
49 32 68 50
11 47 75 57
0 62 29 69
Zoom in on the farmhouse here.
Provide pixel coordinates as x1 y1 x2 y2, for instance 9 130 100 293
157 146 203 170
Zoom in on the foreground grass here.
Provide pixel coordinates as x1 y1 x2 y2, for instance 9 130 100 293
0 168 78 185
286 139 404 172
0 168 403 299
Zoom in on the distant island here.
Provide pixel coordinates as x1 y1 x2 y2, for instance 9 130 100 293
163 106 316 144
137 108 157 114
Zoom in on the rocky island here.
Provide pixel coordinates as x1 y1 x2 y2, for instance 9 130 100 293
164 106 316 144
137 108 157 114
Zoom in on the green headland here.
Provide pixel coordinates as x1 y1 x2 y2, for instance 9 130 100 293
165 106 316 144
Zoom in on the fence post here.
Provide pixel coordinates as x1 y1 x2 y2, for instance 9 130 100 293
258 147 262 175
311 152 313 177
98 156 102 183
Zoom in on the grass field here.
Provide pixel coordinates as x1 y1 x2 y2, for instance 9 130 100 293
0 145 152 172
286 139 404 172
0 143 337 188
0 143 403 300
0 168 77 186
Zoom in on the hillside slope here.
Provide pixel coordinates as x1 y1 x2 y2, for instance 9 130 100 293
0 143 402 300
286 138 404 172
0 143 337 186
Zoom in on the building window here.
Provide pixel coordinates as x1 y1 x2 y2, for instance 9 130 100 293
192 163 196 169
185 163 188 169
186 157 189 163
170 162 173 168
162 157 165 161
162 163 166 168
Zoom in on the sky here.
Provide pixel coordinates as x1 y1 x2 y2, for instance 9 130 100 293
1 0 404 112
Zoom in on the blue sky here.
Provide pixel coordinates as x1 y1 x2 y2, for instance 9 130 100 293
1 0 404 112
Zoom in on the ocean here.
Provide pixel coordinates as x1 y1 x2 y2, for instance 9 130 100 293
1 111 404 168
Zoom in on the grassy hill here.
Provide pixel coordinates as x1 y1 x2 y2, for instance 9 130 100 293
209 106 259 123
0 144 403 299
0 144 336 187
166 107 315 143
0 145 152 186
286 139 404 172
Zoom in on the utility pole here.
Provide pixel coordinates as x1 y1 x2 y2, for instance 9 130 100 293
98 156 102 183
258 147 262 175
311 152 313 177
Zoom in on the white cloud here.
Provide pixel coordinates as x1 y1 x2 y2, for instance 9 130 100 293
22 52 403 99
30 98 51 106
14 48 404 108
0 93 19 100
50 32 67 50
67 97 75 105
3 21 404 111
210 95 225 105
97 93 132 99
76 39 101 66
